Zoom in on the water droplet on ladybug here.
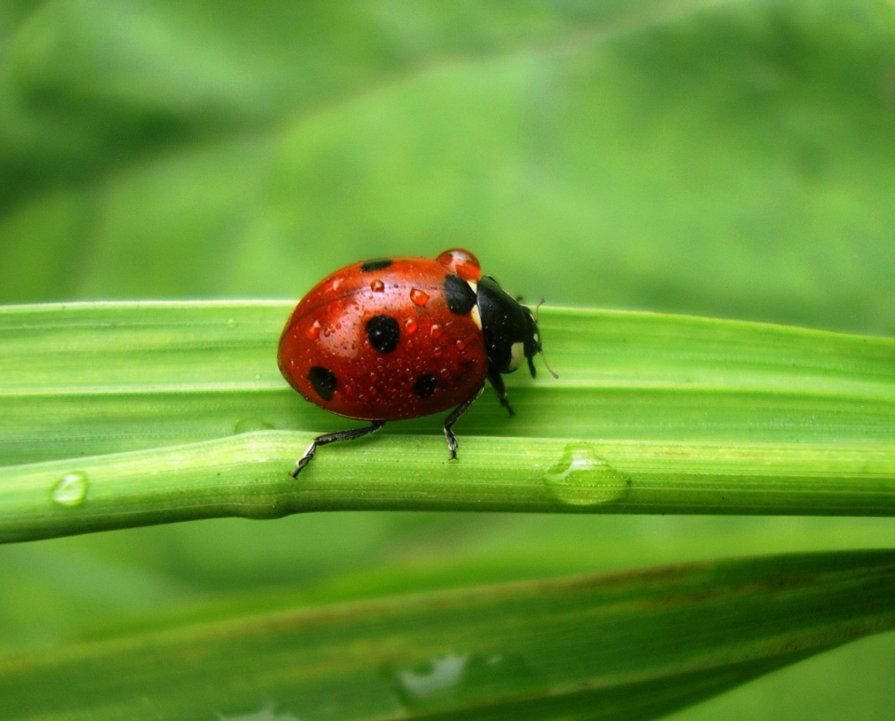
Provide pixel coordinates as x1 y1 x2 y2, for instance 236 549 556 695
305 320 321 341
404 317 418 335
371 279 385 293
430 324 442 338
410 288 430 306
436 248 481 281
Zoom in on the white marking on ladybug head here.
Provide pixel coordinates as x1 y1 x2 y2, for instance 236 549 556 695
470 304 482 330
464 280 482 329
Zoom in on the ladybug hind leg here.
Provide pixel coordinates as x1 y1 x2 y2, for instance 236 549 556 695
443 384 485 460
291 421 385 478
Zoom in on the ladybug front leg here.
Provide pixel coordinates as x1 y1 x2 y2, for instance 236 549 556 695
442 384 484 460
291 421 386 478
486 367 515 417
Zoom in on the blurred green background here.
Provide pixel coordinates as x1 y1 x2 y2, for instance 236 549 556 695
1 1 894 719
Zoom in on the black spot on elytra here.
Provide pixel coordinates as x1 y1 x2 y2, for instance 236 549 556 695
444 274 477 314
366 315 400 354
308 366 337 401
413 374 437 398
361 258 393 272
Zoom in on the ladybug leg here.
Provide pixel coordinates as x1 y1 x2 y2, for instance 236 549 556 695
290 421 385 478
442 384 485 460
486 367 515 417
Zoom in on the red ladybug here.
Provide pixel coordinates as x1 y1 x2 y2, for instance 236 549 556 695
278 248 555 477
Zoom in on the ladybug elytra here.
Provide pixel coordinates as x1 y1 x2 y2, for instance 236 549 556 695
278 248 555 477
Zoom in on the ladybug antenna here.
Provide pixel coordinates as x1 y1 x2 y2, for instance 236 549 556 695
540 347 559 379
534 299 559 379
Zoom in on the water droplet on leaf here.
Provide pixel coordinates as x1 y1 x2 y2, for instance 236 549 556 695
235 418 273 434
51 472 89 507
543 444 630 505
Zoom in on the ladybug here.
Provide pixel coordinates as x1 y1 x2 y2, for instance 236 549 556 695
278 248 555 477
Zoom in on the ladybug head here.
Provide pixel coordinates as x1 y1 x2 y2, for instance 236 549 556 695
476 276 556 379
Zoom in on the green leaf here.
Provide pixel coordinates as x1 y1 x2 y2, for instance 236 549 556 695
2 302 893 542
0 550 892 721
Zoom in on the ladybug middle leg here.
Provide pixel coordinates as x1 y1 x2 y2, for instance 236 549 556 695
291 421 385 478
486 367 515 417
442 384 485 460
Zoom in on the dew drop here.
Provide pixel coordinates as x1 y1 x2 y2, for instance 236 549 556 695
429 323 442 338
51 472 89 507
234 417 273 434
436 248 481 280
543 444 630 505
404 317 418 336
370 279 385 293
305 319 321 340
393 651 540 711
395 653 469 707
226 318 238 329
409 288 430 306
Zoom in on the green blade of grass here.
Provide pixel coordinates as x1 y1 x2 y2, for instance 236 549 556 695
0 550 892 721
1 301 893 542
